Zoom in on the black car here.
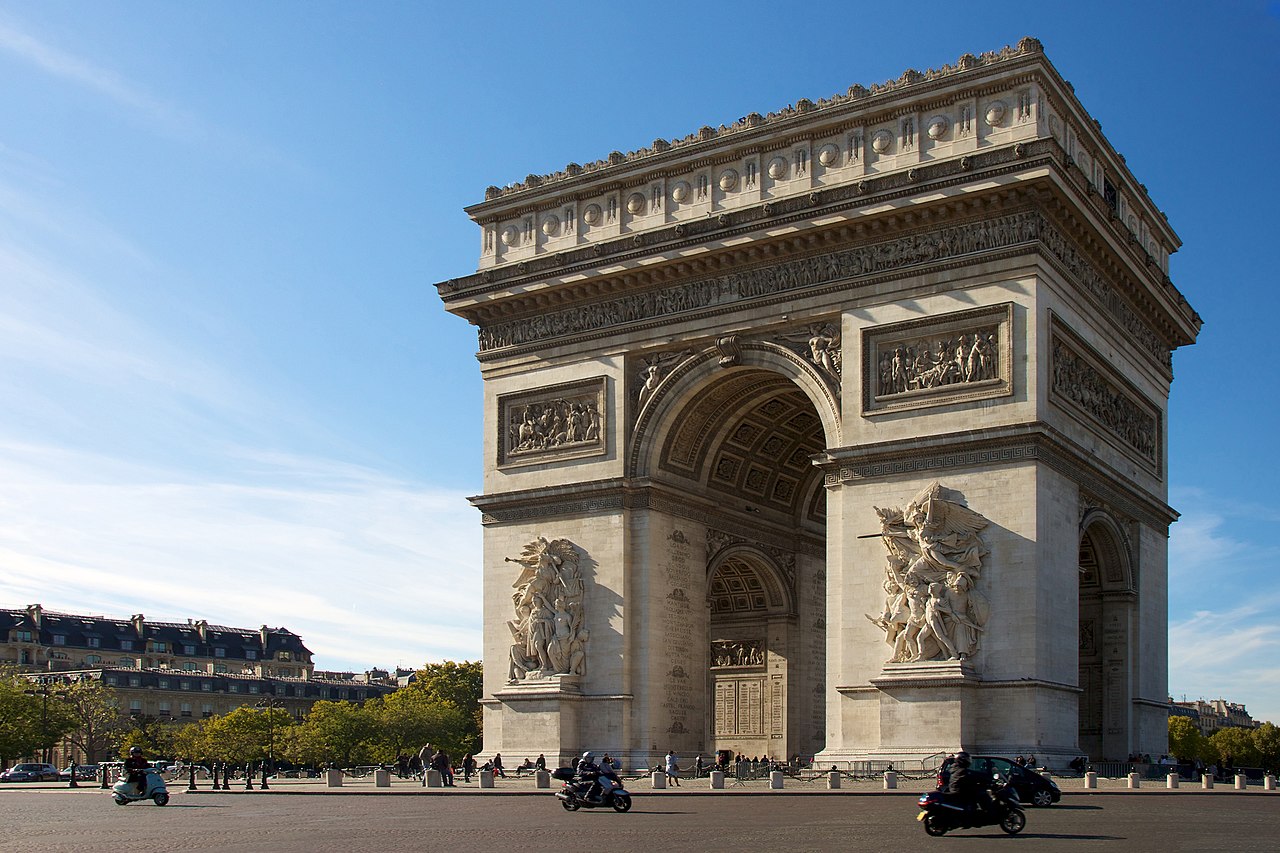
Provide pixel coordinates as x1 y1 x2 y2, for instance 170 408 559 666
937 755 1061 807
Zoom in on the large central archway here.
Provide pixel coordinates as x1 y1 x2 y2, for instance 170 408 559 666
629 342 836 762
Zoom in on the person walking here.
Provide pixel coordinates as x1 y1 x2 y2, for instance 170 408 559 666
492 753 506 779
665 750 681 787
462 753 477 784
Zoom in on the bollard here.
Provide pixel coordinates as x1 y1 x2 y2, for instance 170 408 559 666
260 764 270 790
827 771 841 789
651 770 667 789
1166 773 1179 789
188 765 197 791
426 769 443 788
1201 774 1213 790
1265 774 1276 791
244 764 254 790
220 763 231 790
325 768 343 787
709 770 725 789
1235 774 1246 790
770 770 784 790
68 762 78 789
100 765 110 789
883 770 897 790
1127 772 1140 789
535 769 550 789
374 768 391 788
211 763 220 790
1084 771 1097 789
479 769 494 788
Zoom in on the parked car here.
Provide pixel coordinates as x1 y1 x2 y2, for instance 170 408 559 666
937 755 1061 807
1 763 61 782
58 764 99 781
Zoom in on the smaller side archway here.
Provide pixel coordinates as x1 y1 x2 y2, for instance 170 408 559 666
1077 511 1136 762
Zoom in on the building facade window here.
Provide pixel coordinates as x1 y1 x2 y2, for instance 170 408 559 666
201 703 213 717
86 655 101 665
129 700 142 713
148 641 167 653
15 630 33 642
180 680 191 690
158 679 169 688
119 658 135 668
246 649 257 660
201 682 211 692
214 664 228 674
182 662 196 672
52 634 66 645
180 702 192 717
158 702 171 715
120 640 133 651
129 676 141 687
214 648 226 658
183 644 196 655
87 637 100 648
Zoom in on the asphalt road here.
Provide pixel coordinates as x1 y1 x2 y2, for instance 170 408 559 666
1 789 1276 852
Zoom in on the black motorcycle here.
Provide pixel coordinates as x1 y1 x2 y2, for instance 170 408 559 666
553 766 632 813
916 774 1026 836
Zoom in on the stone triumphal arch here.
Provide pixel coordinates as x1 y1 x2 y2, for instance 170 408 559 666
436 38 1199 769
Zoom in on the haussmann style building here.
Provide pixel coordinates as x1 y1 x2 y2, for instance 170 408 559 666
434 38 1200 770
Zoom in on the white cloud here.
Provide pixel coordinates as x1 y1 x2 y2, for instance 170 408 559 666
0 442 482 671
1169 602 1280 725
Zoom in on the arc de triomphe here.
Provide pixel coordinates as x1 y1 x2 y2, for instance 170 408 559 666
435 38 1199 769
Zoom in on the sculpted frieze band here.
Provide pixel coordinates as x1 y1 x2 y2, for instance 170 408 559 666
1051 323 1159 465
475 210 1167 373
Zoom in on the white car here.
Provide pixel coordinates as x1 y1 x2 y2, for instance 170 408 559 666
1 763 60 782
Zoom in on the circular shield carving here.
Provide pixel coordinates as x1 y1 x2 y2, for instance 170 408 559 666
872 130 894 154
582 204 602 226
927 116 948 140
817 144 840 167
767 157 788 180
671 181 690 203
541 215 560 237
626 193 646 215
985 100 1007 127
500 226 519 246
719 169 738 191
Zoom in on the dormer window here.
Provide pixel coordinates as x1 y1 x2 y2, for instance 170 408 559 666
120 640 134 651
52 635 66 645
214 647 226 658
183 644 196 655
245 649 257 660
15 630 33 642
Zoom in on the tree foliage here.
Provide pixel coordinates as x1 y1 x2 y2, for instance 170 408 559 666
365 688 469 762
57 680 125 763
413 661 482 755
1209 726 1261 768
0 669 77 765
1167 716 1205 762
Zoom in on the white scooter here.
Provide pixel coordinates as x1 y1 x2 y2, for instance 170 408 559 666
112 768 170 806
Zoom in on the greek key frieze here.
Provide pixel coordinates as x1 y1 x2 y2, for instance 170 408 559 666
1050 324 1159 466
497 377 607 467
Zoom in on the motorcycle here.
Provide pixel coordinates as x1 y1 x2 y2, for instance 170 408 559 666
553 766 632 813
111 768 170 806
916 773 1024 836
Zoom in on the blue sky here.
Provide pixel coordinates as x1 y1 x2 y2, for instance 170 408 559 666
0 2 1277 721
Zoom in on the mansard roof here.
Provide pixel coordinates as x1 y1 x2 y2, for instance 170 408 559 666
1 606 311 658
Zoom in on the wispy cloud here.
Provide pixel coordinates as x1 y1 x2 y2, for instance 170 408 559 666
0 442 482 670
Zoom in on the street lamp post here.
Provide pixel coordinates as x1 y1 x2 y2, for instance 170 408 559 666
256 693 279 789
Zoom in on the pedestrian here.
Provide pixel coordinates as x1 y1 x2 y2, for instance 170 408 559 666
695 754 705 777
462 753 477 783
417 743 432 785
433 749 454 787
665 750 680 786
535 753 546 772
492 753 505 778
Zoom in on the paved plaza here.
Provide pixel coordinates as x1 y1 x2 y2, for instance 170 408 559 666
3 776 1276 852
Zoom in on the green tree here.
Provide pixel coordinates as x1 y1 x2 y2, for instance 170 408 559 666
119 716 183 760
1251 722 1280 773
1209 726 1261 768
200 706 294 767
0 671 45 765
56 680 125 764
171 719 212 765
1167 716 1205 763
285 701 375 768
413 661 482 754
366 688 469 763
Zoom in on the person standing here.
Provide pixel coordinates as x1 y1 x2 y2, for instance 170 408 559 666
462 753 477 784
417 743 432 786
665 750 681 787
433 749 454 787
492 753 506 778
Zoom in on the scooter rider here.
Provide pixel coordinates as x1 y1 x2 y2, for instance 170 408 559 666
945 751 994 818
576 751 603 803
124 747 149 794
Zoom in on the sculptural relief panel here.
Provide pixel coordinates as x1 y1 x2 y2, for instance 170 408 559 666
865 483 991 664
862 303 1013 415
505 537 588 683
497 377 607 467
1050 317 1160 469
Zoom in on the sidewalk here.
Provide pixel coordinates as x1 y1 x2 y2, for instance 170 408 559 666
4 773 1277 797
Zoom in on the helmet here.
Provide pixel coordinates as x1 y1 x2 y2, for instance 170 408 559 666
580 751 594 763
129 747 142 755
954 751 971 768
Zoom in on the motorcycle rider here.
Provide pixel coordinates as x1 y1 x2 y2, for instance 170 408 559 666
124 746 149 794
945 751 994 819
576 751 603 803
